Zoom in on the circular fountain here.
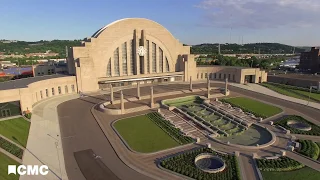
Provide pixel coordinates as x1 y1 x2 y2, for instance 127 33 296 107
194 153 226 173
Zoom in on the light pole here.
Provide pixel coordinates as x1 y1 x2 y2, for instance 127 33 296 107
47 134 63 180
307 86 312 106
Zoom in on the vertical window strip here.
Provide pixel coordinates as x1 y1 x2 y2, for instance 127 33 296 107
152 42 156 73
107 58 111 76
130 40 134 75
165 57 170 72
122 42 127 75
146 40 150 73
159 48 163 73
114 47 120 76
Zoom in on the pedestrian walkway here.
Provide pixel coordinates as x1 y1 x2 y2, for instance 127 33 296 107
20 94 79 180
228 82 320 110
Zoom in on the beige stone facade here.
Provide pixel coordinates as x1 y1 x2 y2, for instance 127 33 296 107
0 18 267 116
68 18 267 92
0 76 77 113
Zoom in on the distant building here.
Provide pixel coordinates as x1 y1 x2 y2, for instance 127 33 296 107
0 61 17 68
25 51 59 58
299 47 320 73
32 59 68 76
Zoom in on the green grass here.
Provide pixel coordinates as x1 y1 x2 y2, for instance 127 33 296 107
261 167 320 180
114 114 180 153
0 117 30 147
261 83 320 102
0 152 20 180
222 97 282 118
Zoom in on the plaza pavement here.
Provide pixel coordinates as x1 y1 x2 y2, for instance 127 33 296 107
20 94 79 180
20 81 320 180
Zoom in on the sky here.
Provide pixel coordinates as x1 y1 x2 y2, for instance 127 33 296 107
0 0 319 46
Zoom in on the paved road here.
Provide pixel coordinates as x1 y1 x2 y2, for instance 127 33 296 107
286 151 320 172
239 154 260 180
58 82 320 180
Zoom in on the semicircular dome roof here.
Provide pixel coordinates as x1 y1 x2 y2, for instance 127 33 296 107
91 18 175 39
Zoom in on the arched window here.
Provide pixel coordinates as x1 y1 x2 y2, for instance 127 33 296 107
159 47 163 73
114 48 120 76
106 58 111 77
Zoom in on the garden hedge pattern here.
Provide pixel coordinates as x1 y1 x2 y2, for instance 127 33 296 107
297 140 320 160
262 82 320 94
160 147 241 180
0 137 23 159
256 157 304 171
146 112 194 145
275 115 320 136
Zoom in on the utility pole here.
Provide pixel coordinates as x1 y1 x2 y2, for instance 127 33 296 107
307 86 312 106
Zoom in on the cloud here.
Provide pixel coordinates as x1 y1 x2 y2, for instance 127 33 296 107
195 0 320 29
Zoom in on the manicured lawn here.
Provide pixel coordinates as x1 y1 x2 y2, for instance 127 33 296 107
261 167 320 180
222 97 282 118
0 152 20 180
0 117 30 147
261 83 310 101
114 114 180 153
261 83 320 102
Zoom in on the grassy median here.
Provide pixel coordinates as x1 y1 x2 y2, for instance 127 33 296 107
114 114 180 153
0 152 20 180
0 117 30 147
261 167 320 180
222 97 282 118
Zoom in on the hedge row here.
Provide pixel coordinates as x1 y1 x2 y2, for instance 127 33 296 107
220 99 266 118
146 112 194 145
262 82 320 94
160 147 241 180
274 115 320 136
256 157 304 171
297 140 320 160
0 137 23 159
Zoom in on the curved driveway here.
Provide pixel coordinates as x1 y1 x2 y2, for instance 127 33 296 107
57 82 320 180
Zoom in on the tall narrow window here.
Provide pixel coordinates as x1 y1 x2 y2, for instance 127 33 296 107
114 48 120 76
152 42 156 73
58 86 61 94
71 85 75 92
130 40 134 75
52 88 55 96
106 58 111 77
65 85 68 93
122 42 128 75
146 40 150 73
40 90 43 99
165 57 169 72
159 47 163 73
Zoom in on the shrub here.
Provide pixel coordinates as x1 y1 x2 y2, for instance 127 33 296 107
0 137 23 159
256 157 304 171
297 140 320 160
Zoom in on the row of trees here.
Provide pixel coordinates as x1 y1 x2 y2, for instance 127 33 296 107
275 115 320 136
256 157 304 171
196 55 285 70
160 147 241 180
146 112 194 144
0 40 82 58
190 43 306 54
297 140 320 160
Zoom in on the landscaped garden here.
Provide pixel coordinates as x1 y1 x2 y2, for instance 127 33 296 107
261 82 320 103
221 97 282 118
164 96 274 146
114 112 194 153
0 152 20 180
0 137 23 159
256 156 320 180
160 147 241 180
0 117 30 147
296 140 320 160
274 115 320 136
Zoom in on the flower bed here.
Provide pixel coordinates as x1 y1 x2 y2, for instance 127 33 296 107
274 115 320 136
160 147 241 180
146 112 194 145
0 137 23 159
256 157 304 171
297 140 320 160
